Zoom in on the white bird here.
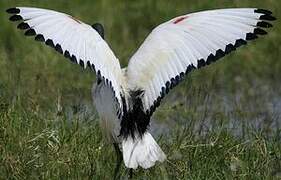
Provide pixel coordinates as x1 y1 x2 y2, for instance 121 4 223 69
7 6 275 177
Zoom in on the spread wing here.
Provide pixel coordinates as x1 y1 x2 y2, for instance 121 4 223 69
127 8 275 117
7 7 124 116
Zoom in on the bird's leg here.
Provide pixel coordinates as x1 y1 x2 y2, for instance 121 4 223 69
113 143 133 179
129 169 133 179
113 143 122 180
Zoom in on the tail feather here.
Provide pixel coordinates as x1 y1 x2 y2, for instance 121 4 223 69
122 132 166 169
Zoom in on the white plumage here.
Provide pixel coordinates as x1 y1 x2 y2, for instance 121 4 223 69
7 6 275 173
127 8 273 112
122 132 166 169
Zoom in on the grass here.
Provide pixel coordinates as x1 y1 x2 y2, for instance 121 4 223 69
0 0 281 179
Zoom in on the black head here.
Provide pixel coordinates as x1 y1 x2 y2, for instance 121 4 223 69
92 23 104 39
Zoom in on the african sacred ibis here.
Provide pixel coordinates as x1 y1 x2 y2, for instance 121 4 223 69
7 6 276 175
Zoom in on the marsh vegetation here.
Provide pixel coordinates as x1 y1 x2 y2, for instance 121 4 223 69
0 0 280 179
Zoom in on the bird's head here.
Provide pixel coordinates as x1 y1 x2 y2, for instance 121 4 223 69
92 23 104 39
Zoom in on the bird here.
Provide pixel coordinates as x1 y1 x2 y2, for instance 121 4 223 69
7 6 276 177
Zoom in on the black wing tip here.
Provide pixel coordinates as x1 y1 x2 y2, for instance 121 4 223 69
70 55 77 63
254 9 276 21
17 22 30 30
235 39 247 48
6 8 20 14
35 34 45 42
257 21 273 28
79 60 85 68
24 29 36 36
260 14 277 21
64 51 71 58
255 9 272 15
55 44 63 54
9 14 23 21
246 33 258 41
45 39 55 48
92 23 105 39
254 28 268 35
87 61 92 69
197 59 206 68
225 44 236 54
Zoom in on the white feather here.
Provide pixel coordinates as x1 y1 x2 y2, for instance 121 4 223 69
127 8 269 113
122 132 166 169
15 6 124 109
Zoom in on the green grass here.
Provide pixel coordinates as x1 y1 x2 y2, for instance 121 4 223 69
0 0 281 179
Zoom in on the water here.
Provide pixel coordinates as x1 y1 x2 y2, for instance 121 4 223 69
62 89 281 140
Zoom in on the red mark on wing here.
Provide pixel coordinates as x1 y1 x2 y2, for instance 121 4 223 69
173 16 188 24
